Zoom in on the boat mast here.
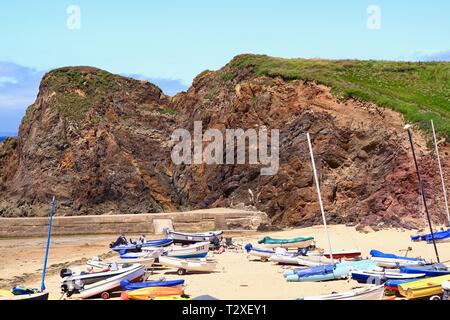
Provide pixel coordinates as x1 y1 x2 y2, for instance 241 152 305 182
40 196 55 292
431 120 450 227
404 125 440 263
306 133 335 264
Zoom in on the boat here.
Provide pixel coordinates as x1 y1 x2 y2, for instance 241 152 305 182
285 259 377 282
307 249 362 260
398 274 450 299
244 244 275 261
258 236 314 249
120 279 185 290
299 285 385 300
144 242 210 259
111 238 173 253
351 270 425 284
89 250 163 268
269 248 332 267
121 286 185 300
400 264 450 277
411 229 450 242
384 279 416 292
370 250 427 268
61 263 145 297
165 229 223 245
0 291 50 301
158 256 217 275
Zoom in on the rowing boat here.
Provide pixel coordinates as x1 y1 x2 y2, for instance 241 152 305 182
244 244 275 261
120 279 185 290
158 256 217 275
400 264 450 277
351 270 425 284
165 230 223 245
258 236 314 249
144 242 210 259
299 285 385 300
121 286 185 300
269 249 332 266
398 275 450 299
307 249 362 260
411 229 450 243
370 250 427 268
111 239 173 252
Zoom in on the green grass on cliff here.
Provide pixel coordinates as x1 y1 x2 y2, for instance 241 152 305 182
229 55 450 137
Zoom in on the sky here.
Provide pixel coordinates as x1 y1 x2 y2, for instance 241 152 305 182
0 0 449 135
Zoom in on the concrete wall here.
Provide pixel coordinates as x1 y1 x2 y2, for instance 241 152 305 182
0 208 269 238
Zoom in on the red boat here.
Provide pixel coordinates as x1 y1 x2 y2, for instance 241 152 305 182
322 249 362 259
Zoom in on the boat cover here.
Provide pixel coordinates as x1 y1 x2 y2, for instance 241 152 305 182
120 279 185 290
370 250 423 262
292 264 335 277
258 236 314 245
400 265 450 277
411 229 450 242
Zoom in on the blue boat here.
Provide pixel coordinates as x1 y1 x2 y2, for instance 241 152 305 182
411 229 450 242
351 270 425 284
384 279 416 291
400 264 450 277
111 239 173 252
120 279 185 291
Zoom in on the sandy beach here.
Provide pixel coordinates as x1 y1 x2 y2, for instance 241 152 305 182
1 225 449 300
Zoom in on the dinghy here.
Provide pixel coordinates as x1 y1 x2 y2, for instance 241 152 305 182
120 279 185 290
121 286 185 300
61 263 145 296
400 264 450 277
351 270 425 284
143 242 210 259
398 274 450 299
384 279 416 292
165 229 223 245
244 244 275 261
0 291 50 301
370 250 427 268
258 236 314 249
111 238 173 252
411 229 450 242
269 248 332 266
158 256 217 275
76 264 145 299
299 285 385 300
307 249 362 260
88 254 156 269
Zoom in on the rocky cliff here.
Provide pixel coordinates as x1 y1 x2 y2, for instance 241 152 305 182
1 56 449 229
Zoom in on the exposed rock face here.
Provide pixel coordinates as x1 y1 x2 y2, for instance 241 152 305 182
0 58 449 229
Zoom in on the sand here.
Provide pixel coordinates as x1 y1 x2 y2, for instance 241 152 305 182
1 225 449 300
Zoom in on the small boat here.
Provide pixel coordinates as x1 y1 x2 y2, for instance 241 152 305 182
121 286 185 300
411 229 450 243
90 250 163 268
158 256 217 275
120 279 185 290
384 279 416 292
400 264 450 277
61 263 145 297
111 239 173 253
351 270 425 284
258 236 314 249
307 249 362 260
285 259 377 282
144 242 210 259
398 274 450 299
165 229 223 245
0 290 49 301
299 285 385 300
244 244 275 261
370 250 427 268
269 249 332 267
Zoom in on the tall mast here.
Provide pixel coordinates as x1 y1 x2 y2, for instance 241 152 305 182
431 120 450 227
40 196 55 292
404 125 440 263
306 133 334 264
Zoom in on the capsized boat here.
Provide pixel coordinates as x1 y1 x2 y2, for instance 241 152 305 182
143 242 210 259
258 236 314 249
398 274 450 299
111 238 173 253
165 229 223 245
61 263 145 297
158 256 217 275
299 285 384 300
120 279 185 291
370 250 427 268
351 270 425 284
285 259 377 282
121 286 185 300
400 264 450 277
244 244 275 261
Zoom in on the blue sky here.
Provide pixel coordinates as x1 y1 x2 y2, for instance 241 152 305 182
0 0 449 134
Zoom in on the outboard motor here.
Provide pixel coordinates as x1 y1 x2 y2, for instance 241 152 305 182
60 268 73 278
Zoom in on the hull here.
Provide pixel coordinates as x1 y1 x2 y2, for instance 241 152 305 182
371 257 426 268
269 254 332 267
79 264 145 299
261 239 314 249
166 230 223 244
88 256 156 269
323 250 361 259
159 242 210 259
351 270 425 284
301 285 384 300
159 256 217 273
398 274 450 299
400 265 450 277
111 239 173 252
0 291 49 301
120 279 185 291
244 244 275 260
122 286 184 300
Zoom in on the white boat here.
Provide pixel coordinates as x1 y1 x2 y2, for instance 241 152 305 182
88 254 157 269
269 248 332 266
144 242 210 259
301 285 385 300
244 244 275 261
61 263 144 296
78 264 145 299
165 229 223 244
158 256 217 275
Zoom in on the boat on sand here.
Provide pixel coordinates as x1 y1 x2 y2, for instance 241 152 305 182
299 285 384 300
158 256 217 275
258 236 314 249
398 274 450 299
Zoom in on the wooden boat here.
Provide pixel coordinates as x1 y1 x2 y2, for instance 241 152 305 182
398 274 450 299
300 285 385 300
244 244 275 261
165 229 223 244
0 290 49 301
158 256 217 275
351 270 425 284
121 286 184 300
120 279 184 290
258 236 314 249
370 250 427 268
143 242 210 259
61 263 145 298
